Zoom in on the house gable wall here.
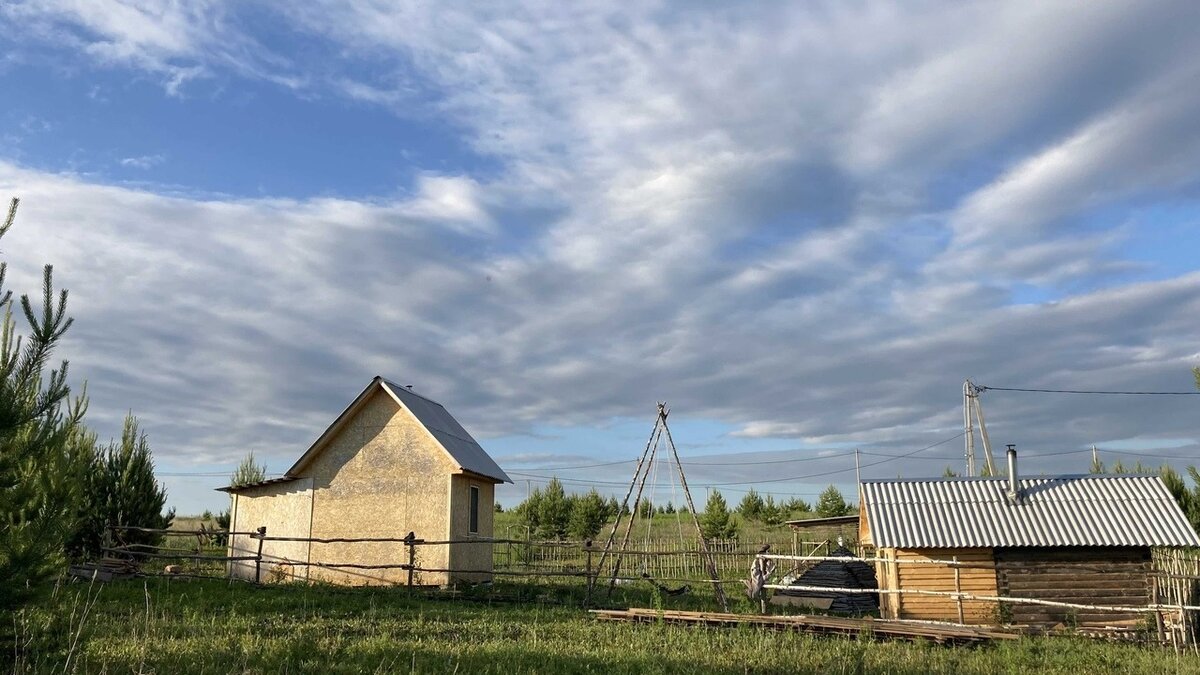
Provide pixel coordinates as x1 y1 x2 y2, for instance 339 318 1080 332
301 388 459 585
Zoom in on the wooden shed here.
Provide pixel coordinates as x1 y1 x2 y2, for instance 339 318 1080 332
219 376 511 586
859 458 1200 627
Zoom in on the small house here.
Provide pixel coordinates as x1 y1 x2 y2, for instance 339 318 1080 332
219 376 511 585
859 449 1200 626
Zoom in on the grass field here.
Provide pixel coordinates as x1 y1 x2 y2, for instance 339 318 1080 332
12 577 1200 674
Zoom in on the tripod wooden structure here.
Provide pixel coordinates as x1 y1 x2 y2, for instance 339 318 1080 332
586 403 729 612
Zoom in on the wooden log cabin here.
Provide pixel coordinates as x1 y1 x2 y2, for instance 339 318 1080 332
859 449 1200 627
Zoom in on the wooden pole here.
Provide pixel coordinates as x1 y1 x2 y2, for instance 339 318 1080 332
953 556 965 624
660 404 729 612
405 531 416 591
584 540 595 603
254 526 266 584
588 419 662 605
1153 581 1166 643
607 432 659 593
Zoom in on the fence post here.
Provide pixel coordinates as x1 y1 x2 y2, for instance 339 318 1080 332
584 540 594 604
254 526 267 584
405 531 416 591
952 556 964 624
1153 580 1166 643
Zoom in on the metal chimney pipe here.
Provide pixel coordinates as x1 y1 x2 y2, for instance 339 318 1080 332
1006 444 1020 505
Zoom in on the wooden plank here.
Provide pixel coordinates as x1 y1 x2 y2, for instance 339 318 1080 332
590 608 1018 644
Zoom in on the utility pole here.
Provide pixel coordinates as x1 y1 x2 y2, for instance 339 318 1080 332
963 380 996 476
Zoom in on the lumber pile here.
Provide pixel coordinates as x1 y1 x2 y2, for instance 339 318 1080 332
591 608 1018 645
68 557 140 582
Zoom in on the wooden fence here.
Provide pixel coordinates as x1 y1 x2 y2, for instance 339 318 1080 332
94 525 1200 645
495 537 847 580
100 525 808 587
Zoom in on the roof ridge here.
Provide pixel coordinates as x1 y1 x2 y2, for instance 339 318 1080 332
380 378 444 406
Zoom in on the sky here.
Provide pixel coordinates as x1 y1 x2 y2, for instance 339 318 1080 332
2 1 1200 516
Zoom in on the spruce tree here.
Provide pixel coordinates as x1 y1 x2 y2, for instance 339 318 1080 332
0 197 92 615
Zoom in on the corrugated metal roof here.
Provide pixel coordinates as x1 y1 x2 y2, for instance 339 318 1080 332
861 474 1200 548
380 379 511 483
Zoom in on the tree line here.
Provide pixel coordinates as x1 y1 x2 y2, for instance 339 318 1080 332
509 477 854 542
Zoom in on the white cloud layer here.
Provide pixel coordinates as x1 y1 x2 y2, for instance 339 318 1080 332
3 1 1200 510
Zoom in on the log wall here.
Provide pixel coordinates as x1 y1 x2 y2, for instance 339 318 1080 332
879 548 999 623
994 547 1151 626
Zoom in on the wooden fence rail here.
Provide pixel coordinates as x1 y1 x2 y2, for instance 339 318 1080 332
98 524 1200 644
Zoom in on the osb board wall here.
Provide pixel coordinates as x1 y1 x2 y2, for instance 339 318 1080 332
995 547 1151 626
227 479 314 582
304 388 458 585
881 548 999 623
447 475 495 582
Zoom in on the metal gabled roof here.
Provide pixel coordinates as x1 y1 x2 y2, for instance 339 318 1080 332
861 474 1200 549
276 376 510 485
379 379 510 484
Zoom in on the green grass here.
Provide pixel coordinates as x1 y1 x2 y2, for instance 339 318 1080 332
12 577 1198 674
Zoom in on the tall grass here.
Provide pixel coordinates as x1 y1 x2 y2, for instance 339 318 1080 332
11 577 1200 674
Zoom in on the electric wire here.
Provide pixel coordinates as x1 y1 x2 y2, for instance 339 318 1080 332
980 385 1200 395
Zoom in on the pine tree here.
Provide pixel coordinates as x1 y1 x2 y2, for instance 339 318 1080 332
536 477 571 539
783 497 811 515
815 485 850 517
761 495 784 525
230 451 267 486
605 496 620 520
737 488 765 521
515 486 544 535
568 489 607 540
700 490 737 540
0 197 93 615
71 415 173 558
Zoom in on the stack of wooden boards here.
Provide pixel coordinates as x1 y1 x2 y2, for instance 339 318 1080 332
591 608 1018 645
68 558 139 582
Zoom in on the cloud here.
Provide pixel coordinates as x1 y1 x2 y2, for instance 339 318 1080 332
119 154 165 169
4 2 1200 511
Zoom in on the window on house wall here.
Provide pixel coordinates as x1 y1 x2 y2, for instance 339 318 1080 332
469 485 480 535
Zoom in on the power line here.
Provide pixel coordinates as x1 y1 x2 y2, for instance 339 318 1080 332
507 431 968 490
979 385 1200 396
509 458 637 471
701 431 967 486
